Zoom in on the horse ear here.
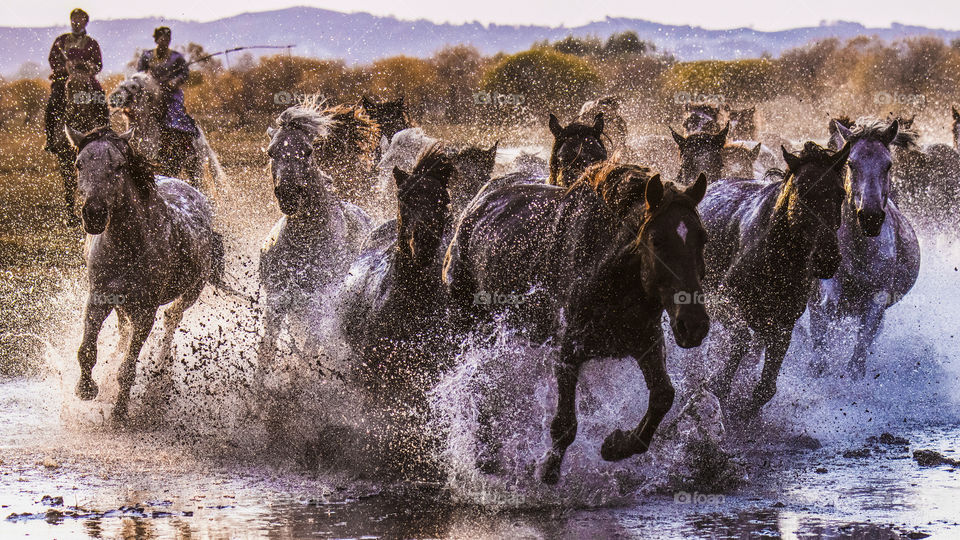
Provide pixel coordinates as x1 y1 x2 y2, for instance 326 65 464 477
685 173 708 205
65 125 85 148
832 119 853 143
715 122 729 143
266 126 277 139
751 143 762 161
488 140 499 157
953 106 960 120
782 146 801 172
881 119 899 146
548 114 563 138
393 166 409 187
645 174 664 211
398 95 404 106
593 112 604 135
670 126 685 147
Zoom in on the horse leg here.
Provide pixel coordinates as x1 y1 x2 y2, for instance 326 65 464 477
807 301 832 377
708 319 751 403
539 347 583 485
744 325 792 417
257 301 284 370
76 300 114 400
601 332 674 461
849 303 885 379
112 307 157 423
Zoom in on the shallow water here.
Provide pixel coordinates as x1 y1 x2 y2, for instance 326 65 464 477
2 185 960 538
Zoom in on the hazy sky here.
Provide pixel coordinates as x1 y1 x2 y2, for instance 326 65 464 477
3 0 960 30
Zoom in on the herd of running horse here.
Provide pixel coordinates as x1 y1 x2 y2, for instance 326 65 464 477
62 70 960 483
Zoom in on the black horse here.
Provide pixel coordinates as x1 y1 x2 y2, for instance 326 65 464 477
361 96 411 145
546 113 607 186
443 163 710 484
701 142 850 417
671 123 729 184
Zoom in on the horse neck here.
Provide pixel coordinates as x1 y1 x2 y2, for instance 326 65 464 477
288 177 336 233
101 175 156 246
393 212 447 290
767 179 815 259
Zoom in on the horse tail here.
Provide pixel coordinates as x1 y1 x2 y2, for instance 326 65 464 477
195 126 228 197
208 231 256 304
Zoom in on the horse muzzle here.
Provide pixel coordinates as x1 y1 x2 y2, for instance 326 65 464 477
274 185 305 215
81 203 108 234
670 305 710 349
857 209 885 237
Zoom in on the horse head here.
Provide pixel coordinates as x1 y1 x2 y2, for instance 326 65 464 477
781 142 850 278
831 118 900 236
108 73 164 161
726 105 757 140
446 141 497 216
66 126 154 235
393 143 453 267
721 142 762 179
548 112 607 186
361 95 410 142
671 123 728 184
634 172 710 348
579 163 710 348
268 97 341 215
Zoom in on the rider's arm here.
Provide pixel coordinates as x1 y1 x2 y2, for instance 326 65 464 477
165 53 190 90
48 35 67 80
88 38 103 75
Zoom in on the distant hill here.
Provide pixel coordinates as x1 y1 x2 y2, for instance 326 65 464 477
3 6 960 77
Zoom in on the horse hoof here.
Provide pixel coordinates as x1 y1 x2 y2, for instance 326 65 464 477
75 377 99 401
539 452 563 485
600 429 640 462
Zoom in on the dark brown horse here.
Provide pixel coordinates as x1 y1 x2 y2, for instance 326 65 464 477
702 142 850 417
547 113 607 187
361 96 411 154
339 143 455 477
671 123 730 184
341 142 454 392
443 163 710 484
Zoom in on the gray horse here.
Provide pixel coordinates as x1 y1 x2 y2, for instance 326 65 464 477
258 97 372 367
67 126 222 422
809 119 921 378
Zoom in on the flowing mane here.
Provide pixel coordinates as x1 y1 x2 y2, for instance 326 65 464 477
764 141 844 183
319 103 381 169
837 117 919 149
569 161 697 226
273 94 338 140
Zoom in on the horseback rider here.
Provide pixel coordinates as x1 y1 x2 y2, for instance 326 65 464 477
136 26 201 177
44 8 108 223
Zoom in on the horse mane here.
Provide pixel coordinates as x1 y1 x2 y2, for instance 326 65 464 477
763 141 841 184
273 94 337 140
833 116 919 150
549 120 605 184
410 142 456 181
318 103 380 169
75 127 157 198
569 161 695 219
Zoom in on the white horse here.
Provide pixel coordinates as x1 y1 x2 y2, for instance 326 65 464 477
258 97 373 368
67 126 222 422
108 72 226 195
